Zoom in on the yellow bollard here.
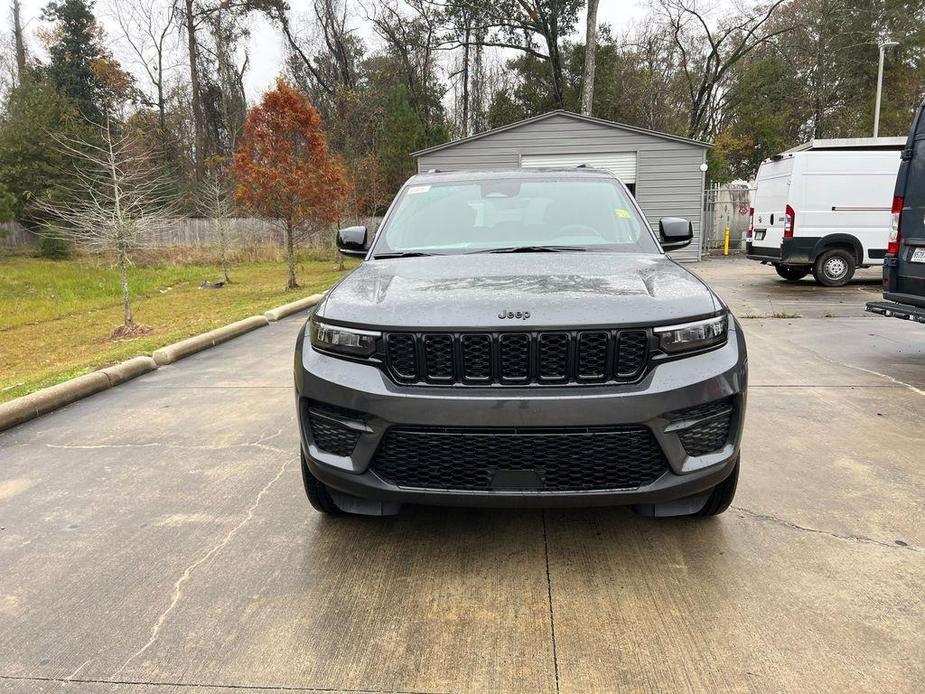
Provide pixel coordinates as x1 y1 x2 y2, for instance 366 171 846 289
723 227 730 256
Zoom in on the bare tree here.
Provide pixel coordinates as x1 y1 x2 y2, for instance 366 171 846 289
199 168 236 284
182 0 207 181
621 23 691 133
12 0 26 76
109 0 181 135
314 0 357 90
433 0 582 109
468 23 486 131
656 0 792 139
263 0 342 104
37 119 178 337
364 0 447 126
204 6 251 152
580 0 599 115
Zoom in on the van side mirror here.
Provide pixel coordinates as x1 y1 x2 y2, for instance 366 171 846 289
336 226 368 257
659 217 693 250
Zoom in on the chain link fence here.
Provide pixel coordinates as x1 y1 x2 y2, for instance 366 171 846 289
702 182 754 253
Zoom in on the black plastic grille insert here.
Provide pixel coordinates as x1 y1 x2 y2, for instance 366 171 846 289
371 426 668 492
306 402 363 457
667 398 734 457
384 329 650 386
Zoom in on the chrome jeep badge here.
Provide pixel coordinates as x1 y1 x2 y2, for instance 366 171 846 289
498 310 531 320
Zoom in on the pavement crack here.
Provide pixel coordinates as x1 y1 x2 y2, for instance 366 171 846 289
837 365 925 398
732 506 923 553
541 510 561 694
745 329 925 397
111 457 291 677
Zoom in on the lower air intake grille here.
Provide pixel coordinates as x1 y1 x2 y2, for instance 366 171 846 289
306 403 363 456
678 416 732 457
667 398 734 457
371 426 668 492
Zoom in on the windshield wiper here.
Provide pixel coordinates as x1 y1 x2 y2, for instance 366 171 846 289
468 245 587 254
373 251 438 259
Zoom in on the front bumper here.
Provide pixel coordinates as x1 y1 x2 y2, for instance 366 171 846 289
294 320 748 508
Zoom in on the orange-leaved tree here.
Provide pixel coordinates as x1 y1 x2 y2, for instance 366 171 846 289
233 79 351 289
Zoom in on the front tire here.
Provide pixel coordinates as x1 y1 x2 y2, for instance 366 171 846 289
696 459 739 516
775 264 810 282
813 248 856 287
300 451 342 515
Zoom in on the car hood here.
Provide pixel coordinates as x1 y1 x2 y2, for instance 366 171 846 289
317 253 719 330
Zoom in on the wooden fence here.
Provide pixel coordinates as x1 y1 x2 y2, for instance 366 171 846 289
0 217 382 249
0 222 38 248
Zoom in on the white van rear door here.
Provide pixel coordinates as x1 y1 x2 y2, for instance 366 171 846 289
753 157 792 251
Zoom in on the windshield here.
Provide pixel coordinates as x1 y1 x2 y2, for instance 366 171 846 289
371 177 659 256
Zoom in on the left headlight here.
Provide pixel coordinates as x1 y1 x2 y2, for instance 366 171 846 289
309 317 380 357
654 314 728 355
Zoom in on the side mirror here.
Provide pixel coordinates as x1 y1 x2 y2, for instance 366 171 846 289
336 226 368 257
659 217 693 250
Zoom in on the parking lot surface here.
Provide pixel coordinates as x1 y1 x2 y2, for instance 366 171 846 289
2 257 924 694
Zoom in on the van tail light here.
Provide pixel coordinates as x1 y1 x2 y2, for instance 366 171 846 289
783 205 795 238
746 207 754 238
888 195 903 256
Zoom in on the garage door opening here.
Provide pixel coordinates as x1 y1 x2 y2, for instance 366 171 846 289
521 153 638 195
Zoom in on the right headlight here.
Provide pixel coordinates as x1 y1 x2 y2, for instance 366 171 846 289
653 314 728 354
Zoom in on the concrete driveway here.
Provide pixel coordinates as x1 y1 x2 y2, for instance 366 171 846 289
2 257 924 694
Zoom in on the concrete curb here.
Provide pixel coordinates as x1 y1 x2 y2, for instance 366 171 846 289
0 292 325 434
0 373 109 431
0 356 161 432
264 293 325 322
100 356 158 386
152 315 268 366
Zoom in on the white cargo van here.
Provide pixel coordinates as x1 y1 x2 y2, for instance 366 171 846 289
746 138 905 286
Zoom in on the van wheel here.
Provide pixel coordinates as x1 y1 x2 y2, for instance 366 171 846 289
696 459 739 516
775 265 810 281
300 451 342 515
813 249 856 287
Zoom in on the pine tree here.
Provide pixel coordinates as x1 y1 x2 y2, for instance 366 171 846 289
42 0 106 120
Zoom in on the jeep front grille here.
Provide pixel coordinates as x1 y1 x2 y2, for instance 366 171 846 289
383 329 650 386
371 425 668 492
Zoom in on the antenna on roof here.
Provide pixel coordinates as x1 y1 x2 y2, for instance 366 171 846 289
425 168 442 173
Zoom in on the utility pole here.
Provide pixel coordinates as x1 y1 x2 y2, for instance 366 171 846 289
873 39 898 137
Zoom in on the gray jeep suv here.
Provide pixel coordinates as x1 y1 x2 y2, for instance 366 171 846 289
295 169 747 517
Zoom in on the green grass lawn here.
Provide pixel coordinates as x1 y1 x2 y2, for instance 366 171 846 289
0 249 355 403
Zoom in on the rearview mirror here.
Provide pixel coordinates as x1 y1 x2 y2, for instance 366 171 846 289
658 218 693 250
336 226 368 257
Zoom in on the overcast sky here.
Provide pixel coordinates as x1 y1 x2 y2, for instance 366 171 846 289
4 0 650 100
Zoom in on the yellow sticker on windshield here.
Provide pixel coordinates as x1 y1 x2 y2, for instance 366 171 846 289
615 208 632 218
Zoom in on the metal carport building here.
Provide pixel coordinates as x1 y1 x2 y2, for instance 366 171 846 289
412 110 711 261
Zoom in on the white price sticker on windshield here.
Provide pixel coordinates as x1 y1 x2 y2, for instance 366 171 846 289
406 185 431 195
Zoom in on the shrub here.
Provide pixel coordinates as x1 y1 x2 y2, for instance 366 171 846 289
38 227 72 259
